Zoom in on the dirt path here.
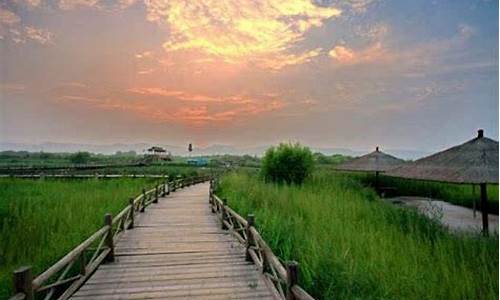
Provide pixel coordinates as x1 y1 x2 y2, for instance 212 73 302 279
386 196 499 234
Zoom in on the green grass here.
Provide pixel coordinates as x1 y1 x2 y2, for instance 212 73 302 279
0 177 159 298
217 171 498 300
337 171 499 214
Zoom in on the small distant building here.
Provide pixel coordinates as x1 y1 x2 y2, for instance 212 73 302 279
145 146 172 161
187 157 208 166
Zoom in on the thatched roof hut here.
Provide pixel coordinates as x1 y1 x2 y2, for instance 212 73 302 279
387 130 498 184
387 129 498 235
336 147 404 173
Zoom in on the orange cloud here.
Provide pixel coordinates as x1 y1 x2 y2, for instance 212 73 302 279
329 42 388 65
128 87 259 104
143 0 341 70
55 86 286 126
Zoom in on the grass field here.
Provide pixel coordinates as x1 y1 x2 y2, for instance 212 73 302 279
217 171 498 300
0 177 160 298
337 171 499 214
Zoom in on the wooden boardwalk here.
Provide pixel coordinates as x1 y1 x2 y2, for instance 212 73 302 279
70 182 276 299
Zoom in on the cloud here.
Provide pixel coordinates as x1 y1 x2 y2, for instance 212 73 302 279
259 48 323 70
135 51 153 59
58 0 100 10
13 0 42 8
458 23 476 39
0 8 54 45
128 87 261 104
53 84 287 125
137 69 154 75
0 8 21 25
5 26 54 44
143 0 341 70
24 26 54 44
332 0 380 14
355 22 389 41
329 42 388 64
119 0 139 9
0 83 27 93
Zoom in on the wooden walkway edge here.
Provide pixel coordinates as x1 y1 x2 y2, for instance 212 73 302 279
70 182 277 299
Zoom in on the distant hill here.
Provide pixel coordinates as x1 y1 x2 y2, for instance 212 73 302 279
0 142 429 160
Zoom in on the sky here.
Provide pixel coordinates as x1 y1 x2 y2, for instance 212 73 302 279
0 0 498 153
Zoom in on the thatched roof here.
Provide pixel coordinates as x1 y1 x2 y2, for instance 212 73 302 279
387 130 499 184
147 146 166 153
335 147 404 172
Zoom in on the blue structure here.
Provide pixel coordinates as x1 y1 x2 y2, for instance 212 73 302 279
187 157 208 166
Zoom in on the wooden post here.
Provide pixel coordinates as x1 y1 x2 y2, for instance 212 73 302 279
472 184 477 218
13 266 33 300
210 194 215 213
245 214 255 262
104 213 115 262
166 181 170 195
128 198 135 229
221 198 228 230
79 252 86 275
286 261 299 300
480 183 489 236
375 171 380 195
140 188 146 212
153 185 159 203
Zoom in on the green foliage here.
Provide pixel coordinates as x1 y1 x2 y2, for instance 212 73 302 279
0 178 158 298
113 150 137 157
313 152 351 165
217 171 498 300
207 154 260 168
69 151 91 164
261 143 314 184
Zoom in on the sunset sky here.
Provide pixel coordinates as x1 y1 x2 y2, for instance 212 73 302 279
0 0 498 152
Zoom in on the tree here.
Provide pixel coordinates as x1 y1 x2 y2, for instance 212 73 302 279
261 143 314 185
69 151 91 164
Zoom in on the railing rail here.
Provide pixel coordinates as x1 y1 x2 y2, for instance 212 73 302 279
209 179 315 300
8 175 210 300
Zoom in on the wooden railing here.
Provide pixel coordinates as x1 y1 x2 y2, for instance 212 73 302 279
209 179 315 300
0 174 171 179
8 175 210 300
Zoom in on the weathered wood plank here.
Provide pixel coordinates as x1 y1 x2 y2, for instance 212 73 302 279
72 279 271 297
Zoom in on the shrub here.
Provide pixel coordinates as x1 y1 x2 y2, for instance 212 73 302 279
261 143 314 184
69 151 91 164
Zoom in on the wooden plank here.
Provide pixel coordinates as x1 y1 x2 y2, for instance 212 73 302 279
72 279 271 298
89 263 256 280
82 268 262 288
72 288 275 300
111 252 245 263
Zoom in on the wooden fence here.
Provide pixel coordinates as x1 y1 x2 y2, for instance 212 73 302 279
0 174 172 179
209 179 315 300
8 175 210 300
0 162 147 174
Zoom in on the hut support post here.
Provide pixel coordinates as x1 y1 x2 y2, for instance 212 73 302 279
472 184 476 218
480 183 488 236
13 266 34 300
375 171 380 194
